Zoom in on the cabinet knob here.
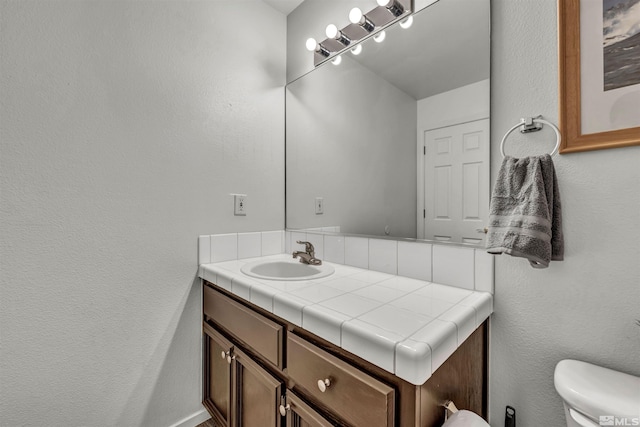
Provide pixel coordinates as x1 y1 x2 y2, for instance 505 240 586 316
221 350 234 364
278 404 290 417
317 378 331 393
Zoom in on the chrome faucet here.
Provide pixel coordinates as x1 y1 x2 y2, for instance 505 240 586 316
292 241 322 265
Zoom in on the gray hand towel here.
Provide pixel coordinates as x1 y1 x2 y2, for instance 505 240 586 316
486 154 564 268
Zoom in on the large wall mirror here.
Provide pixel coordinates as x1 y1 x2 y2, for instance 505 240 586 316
286 0 490 245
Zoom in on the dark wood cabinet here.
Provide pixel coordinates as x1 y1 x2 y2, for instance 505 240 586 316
282 392 335 427
233 346 283 427
287 333 394 427
203 323 233 427
203 321 287 427
203 285 283 368
202 281 487 427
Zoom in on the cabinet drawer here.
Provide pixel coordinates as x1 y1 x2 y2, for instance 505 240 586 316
287 333 395 427
203 284 283 368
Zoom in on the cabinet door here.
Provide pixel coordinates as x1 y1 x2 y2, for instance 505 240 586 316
284 392 335 427
233 347 283 427
203 323 233 427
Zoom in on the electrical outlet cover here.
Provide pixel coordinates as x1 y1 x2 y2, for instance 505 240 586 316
234 195 247 216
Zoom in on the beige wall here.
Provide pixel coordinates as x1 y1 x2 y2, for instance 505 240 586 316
0 1 285 426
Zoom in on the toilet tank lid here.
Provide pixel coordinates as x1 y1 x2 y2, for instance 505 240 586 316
554 359 640 419
442 410 490 427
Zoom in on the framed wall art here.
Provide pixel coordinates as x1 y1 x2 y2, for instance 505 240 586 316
558 0 640 153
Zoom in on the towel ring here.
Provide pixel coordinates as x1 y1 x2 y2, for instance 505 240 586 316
500 117 561 158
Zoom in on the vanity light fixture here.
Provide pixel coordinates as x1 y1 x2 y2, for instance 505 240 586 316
399 15 413 29
349 7 375 32
373 31 386 43
305 38 330 57
325 24 351 46
307 0 411 67
377 0 405 17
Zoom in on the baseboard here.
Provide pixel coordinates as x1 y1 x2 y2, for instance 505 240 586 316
168 408 211 427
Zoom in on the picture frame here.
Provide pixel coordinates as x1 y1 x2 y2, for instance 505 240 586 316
558 0 640 154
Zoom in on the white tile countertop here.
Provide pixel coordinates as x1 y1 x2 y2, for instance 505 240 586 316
199 254 493 386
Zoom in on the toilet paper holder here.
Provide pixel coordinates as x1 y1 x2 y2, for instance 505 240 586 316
442 400 459 421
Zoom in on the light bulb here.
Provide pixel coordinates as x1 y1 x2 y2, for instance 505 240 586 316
349 7 363 24
331 55 342 65
377 0 391 6
325 24 351 45
373 31 386 43
349 7 375 32
306 38 330 57
326 24 338 39
399 15 413 29
305 38 317 52
351 44 362 55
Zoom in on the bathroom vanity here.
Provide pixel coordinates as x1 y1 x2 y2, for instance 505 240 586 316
200 255 490 427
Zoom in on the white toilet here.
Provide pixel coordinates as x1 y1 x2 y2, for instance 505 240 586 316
555 359 640 427
442 359 640 427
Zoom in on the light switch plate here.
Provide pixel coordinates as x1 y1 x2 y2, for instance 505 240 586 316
315 197 324 214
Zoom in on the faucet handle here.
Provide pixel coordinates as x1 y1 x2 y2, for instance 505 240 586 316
296 240 314 253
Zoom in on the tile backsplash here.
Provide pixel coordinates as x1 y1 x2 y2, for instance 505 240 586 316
198 230 285 265
198 230 494 293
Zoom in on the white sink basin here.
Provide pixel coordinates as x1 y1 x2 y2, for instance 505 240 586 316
241 259 334 281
